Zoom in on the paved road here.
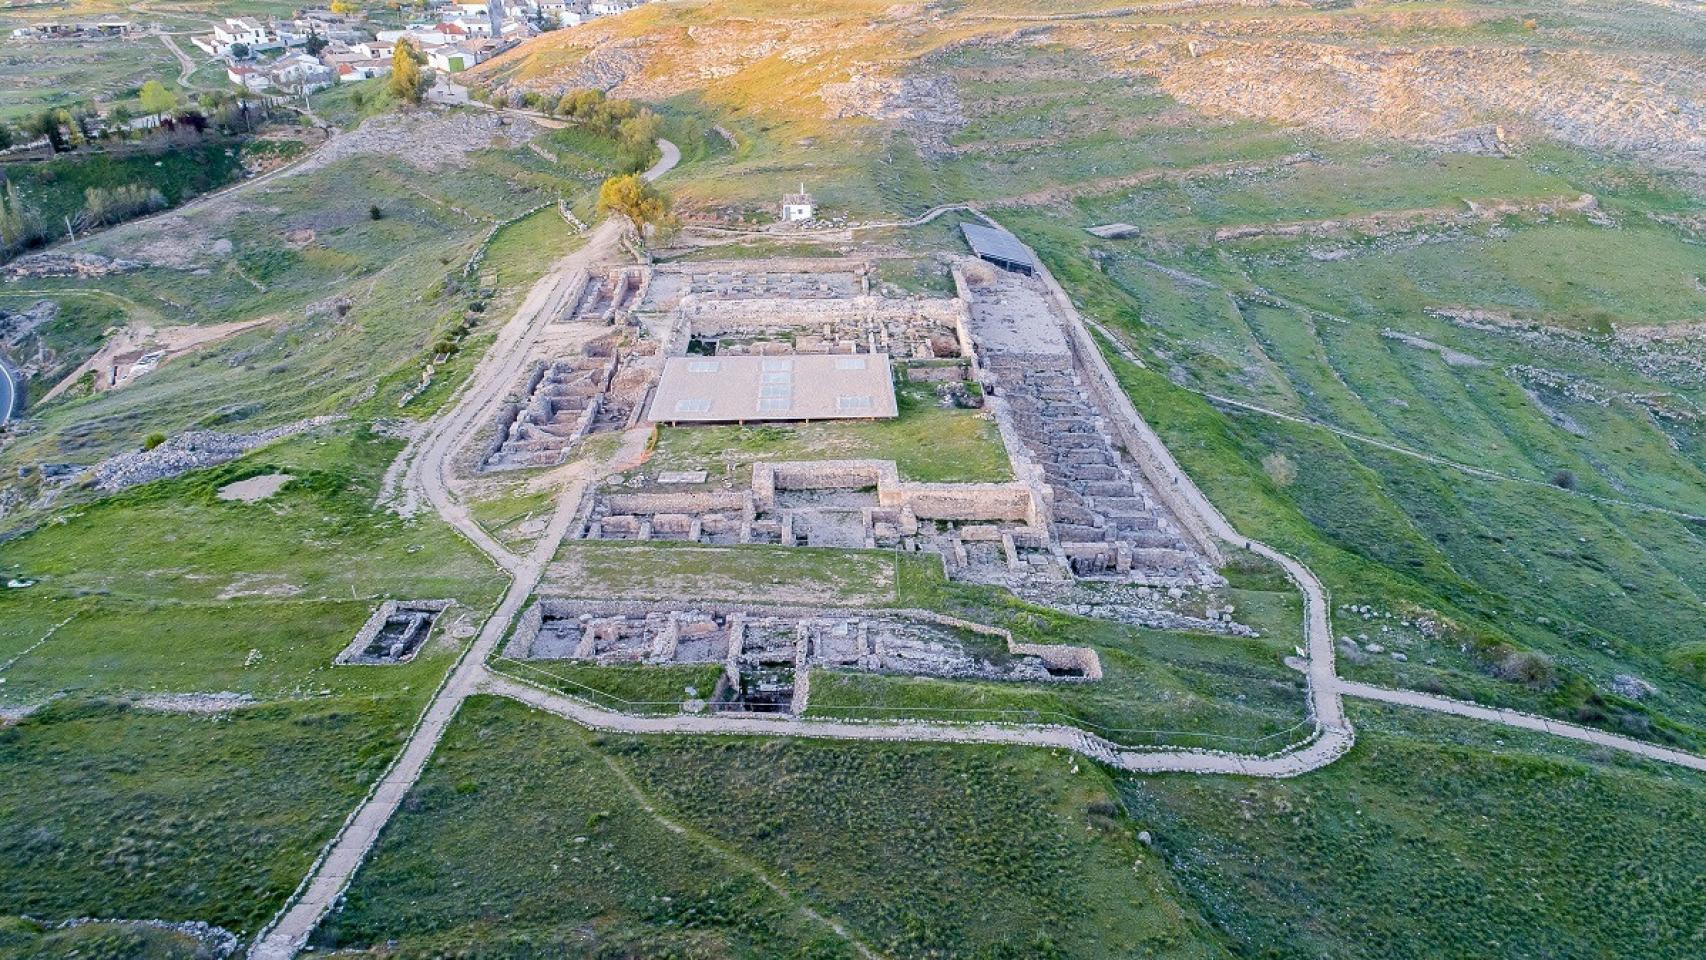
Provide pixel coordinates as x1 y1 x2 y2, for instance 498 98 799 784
0 356 18 426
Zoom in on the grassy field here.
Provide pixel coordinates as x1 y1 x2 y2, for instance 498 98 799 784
320 695 1230 960
311 695 868 958
0 915 217 959
991 135 1706 752
0 426 505 936
0 106 636 533
543 540 899 606
3 141 246 239
0 695 433 937
646 379 1013 483
518 545 1309 747
1121 703 1706 958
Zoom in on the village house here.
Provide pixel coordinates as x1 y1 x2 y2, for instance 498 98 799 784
427 42 485 71
226 64 271 91
205 17 284 57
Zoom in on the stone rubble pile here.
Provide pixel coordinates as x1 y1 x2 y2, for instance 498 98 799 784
92 415 341 491
2 251 141 282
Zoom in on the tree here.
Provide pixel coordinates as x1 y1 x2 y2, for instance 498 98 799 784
0 180 49 254
330 0 361 14
597 174 670 242
304 31 328 56
556 88 603 121
389 39 427 104
229 41 250 60
0 124 12 151
139 80 177 116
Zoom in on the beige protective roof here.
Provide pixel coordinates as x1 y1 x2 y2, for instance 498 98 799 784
648 353 898 424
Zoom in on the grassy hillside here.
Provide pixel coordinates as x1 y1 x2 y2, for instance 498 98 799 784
0 427 506 936
319 695 1231 960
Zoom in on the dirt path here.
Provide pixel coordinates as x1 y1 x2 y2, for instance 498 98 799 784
158 32 199 88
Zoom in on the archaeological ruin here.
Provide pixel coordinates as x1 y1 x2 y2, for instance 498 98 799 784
336 600 453 665
502 599 1101 714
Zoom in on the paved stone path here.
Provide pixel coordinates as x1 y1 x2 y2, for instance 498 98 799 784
1338 680 1706 772
248 191 1706 958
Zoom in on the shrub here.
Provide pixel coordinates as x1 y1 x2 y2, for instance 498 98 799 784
1494 648 1558 689
1262 451 1297 487
82 184 167 226
1551 469 1576 489
369 204 383 220
142 432 167 451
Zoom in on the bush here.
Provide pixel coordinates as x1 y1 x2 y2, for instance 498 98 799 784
82 184 167 227
142 432 167 451
1551 469 1576 489
1494 648 1558 689
369 204 383 220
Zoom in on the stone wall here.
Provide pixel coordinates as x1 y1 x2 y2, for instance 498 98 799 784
755 459 1037 524
335 599 454 665
503 597 1102 682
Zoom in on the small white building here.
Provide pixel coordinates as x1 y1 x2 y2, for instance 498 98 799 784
427 43 483 71
781 184 816 223
268 51 335 92
212 17 283 56
227 64 271 91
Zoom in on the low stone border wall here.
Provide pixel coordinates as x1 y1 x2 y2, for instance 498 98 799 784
335 600 454 665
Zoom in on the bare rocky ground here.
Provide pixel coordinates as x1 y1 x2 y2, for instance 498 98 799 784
131 691 257 713
476 1 1706 172
215 472 292 503
282 110 539 177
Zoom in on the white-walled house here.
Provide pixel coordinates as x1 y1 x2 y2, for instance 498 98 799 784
211 17 282 56
227 64 271 91
268 51 334 91
426 43 488 71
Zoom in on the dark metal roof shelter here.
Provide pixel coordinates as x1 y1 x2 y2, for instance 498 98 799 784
960 222 1036 275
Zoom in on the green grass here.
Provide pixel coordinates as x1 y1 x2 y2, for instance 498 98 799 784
647 379 1012 484
790 551 1312 748
1120 703 1706 959
482 203 587 291
311 695 862 958
994 155 1706 751
4 140 245 238
321 695 1229 959
0 34 179 122
544 540 898 606
0 916 211 959
0 114 644 530
0 695 431 937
